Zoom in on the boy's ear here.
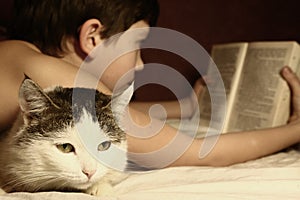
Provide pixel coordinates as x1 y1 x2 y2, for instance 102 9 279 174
79 19 103 54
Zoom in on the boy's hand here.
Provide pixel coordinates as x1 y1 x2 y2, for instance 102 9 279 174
182 77 206 118
193 78 205 99
281 66 300 124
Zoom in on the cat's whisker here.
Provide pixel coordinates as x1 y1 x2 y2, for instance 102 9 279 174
59 179 78 191
33 177 63 192
4 175 46 189
16 175 65 192
1 170 63 191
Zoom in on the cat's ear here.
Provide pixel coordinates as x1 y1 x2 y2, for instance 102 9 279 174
111 82 134 123
19 76 59 117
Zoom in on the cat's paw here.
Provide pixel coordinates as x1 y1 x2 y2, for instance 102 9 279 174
0 188 6 195
86 182 114 196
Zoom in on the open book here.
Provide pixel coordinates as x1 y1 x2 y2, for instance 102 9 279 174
198 41 300 134
167 41 300 136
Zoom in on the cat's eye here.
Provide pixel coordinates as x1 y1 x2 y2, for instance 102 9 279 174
98 141 111 151
56 143 75 153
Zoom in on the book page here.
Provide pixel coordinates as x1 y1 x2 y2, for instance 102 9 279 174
227 41 300 132
198 43 248 134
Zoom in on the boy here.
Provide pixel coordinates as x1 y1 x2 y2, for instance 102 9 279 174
0 0 300 168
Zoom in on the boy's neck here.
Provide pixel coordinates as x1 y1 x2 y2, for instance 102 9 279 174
61 52 83 68
60 38 85 68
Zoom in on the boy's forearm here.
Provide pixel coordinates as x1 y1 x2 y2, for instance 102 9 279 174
172 124 300 167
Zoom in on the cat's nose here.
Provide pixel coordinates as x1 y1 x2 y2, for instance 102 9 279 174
82 169 96 179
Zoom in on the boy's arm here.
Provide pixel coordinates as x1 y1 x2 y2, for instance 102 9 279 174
127 118 300 167
126 67 300 167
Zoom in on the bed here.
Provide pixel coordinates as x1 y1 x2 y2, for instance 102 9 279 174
1 1 300 199
1 147 300 200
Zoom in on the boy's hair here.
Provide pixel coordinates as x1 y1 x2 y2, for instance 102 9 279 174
10 0 159 57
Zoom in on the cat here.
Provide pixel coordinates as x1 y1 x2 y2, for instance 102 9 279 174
0 77 131 196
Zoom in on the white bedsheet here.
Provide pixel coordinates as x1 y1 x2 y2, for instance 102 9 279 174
1 149 300 200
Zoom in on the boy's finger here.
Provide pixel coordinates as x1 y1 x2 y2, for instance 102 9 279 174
194 78 205 93
281 66 300 94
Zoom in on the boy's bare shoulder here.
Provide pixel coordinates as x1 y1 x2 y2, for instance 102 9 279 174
0 40 76 86
0 40 43 64
0 40 68 70
0 40 39 52
1 40 52 59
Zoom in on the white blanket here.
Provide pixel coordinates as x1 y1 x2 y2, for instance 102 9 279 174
1 149 300 200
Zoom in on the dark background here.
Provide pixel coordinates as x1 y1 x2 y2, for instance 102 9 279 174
1 0 300 101
135 0 300 101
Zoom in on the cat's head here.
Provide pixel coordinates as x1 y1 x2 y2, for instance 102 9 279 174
2 77 128 192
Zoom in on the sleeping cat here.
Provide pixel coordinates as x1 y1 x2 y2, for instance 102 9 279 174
0 77 130 196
